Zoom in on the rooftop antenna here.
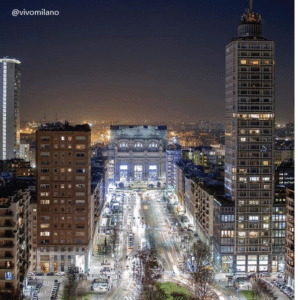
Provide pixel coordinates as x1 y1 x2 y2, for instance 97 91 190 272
248 0 253 12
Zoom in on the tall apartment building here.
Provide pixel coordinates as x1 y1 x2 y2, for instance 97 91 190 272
0 58 21 160
225 1 275 273
36 122 92 274
0 185 31 295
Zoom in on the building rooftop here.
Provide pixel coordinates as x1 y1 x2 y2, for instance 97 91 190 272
38 121 91 132
213 195 234 207
110 125 167 131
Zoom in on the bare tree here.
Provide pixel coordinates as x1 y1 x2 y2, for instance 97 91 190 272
250 278 275 300
0 288 24 300
137 249 166 300
61 265 90 300
110 228 118 254
188 242 217 300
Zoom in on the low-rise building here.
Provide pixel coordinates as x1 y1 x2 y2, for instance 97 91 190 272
285 186 294 289
272 187 286 273
213 195 235 273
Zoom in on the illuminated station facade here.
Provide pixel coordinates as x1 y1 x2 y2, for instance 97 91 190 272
107 125 167 186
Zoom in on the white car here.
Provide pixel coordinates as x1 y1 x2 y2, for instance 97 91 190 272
55 272 65 276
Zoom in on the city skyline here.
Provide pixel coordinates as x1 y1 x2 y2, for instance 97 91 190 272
1 0 294 123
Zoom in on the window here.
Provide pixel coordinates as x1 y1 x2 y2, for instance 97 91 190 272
249 216 259 221
40 184 50 189
40 231 50 236
40 192 50 196
40 200 50 204
76 145 85 149
251 60 260 65
61 136 65 141
40 168 50 173
76 153 85 157
76 200 85 205
135 142 143 148
75 232 85 236
41 136 50 141
76 184 85 189
40 224 50 228
76 192 85 196
240 60 247 65
76 168 86 173
119 142 128 148
68 137 72 141
76 136 86 140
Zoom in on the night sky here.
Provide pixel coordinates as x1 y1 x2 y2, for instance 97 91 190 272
1 0 294 123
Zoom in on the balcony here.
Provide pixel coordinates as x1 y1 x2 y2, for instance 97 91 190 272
0 212 14 218
0 223 16 229
0 243 15 249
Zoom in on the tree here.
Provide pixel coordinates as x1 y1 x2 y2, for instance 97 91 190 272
250 278 275 300
137 249 165 300
110 228 118 254
188 242 217 300
61 265 90 300
0 288 24 300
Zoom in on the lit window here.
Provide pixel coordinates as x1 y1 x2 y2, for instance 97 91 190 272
68 137 72 141
240 138 246 142
40 200 50 204
263 161 269 166
40 231 50 236
249 176 259 182
61 184 65 189
240 60 247 65
76 145 85 149
68 168 72 172
61 168 65 172
251 60 260 65
40 224 50 228
61 136 65 141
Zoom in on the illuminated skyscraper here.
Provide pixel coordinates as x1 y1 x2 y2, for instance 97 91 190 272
0 58 21 160
225 0 275 273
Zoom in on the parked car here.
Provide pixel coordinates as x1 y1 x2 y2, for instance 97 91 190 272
47 272 55 276
36 272 44 276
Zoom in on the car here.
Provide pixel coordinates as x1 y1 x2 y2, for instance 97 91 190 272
36 272 44 276
47 272 55 276
259 272 271 277
28 272 35 276
55 272 65 276
34 288 39 293
54 279 59 283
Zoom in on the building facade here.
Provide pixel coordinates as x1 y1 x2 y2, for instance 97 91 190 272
285 186 294 288
225 1 275 273
0 58 21 160
35 123 92 273
165 143 182 189
0 186 31 294
107 125 167 186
